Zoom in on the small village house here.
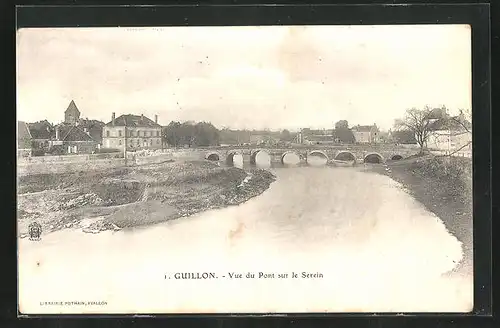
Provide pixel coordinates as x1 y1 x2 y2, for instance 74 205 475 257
102 113 162 150
27 100 103 155
17 121 32 157
351 124 380 143
27 120 55 151
52 123 100 154
426 114 472 154
52 100 102 154
299 128 335 145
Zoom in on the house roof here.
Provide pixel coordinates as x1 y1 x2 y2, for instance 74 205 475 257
18 121 32 139
105 114 161 128
352 125 375 132
428 117 472 131
78 119 104 141
56 123 97 142
28 120 55 139
65 100 80 115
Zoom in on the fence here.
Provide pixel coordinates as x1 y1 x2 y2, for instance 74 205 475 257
430 149 472 158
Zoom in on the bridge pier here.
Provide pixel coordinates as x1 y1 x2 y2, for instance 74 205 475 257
199 146 419 167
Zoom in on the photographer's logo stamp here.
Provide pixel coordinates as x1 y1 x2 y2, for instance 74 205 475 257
28 222 42 241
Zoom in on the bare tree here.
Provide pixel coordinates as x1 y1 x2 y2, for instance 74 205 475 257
394 106 435 153
445 108 472 156
451 108 472 134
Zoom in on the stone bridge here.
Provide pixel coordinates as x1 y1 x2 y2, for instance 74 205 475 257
174 145 420 166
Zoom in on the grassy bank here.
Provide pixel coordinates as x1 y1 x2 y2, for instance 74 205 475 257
17 161 276 235
371 155 473 276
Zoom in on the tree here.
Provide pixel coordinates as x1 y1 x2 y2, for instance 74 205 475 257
394 106 435 153
163 121 182 147
335 120 349 130
194 122 220 147
333 120 355 143
280 129 292 142
163 121 220 147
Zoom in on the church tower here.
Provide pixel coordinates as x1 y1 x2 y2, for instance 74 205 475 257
64 100 81 124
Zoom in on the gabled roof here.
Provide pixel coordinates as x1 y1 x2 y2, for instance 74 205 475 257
105 114 161 128
65 100 80 115
351 125 375 132
428 117 472 131
18 121 32 139
78 119 104 142
56 123 97 142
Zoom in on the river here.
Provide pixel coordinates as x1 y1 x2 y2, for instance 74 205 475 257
18 163 473 314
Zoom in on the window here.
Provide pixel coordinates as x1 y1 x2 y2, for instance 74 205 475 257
157 131 160 136
157 139 160 145
106 131 110 137
119 130 122 137
150 139 153 146
119 140 122 145
136 139 140 145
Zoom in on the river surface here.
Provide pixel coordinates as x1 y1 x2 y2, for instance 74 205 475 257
18 163 473 314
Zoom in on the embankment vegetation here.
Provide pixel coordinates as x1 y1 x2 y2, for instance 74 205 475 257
17 161 276 235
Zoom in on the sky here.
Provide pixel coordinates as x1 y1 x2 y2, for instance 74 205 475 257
16 25 471 131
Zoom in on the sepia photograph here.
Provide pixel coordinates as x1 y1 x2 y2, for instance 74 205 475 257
17 24 473 314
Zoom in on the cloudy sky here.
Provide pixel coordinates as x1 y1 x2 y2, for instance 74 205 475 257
16 25 471 131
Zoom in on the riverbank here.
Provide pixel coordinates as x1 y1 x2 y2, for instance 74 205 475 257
17 160 276 236
369 155 473 276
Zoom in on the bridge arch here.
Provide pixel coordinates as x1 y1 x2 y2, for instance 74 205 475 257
281 151 301 165
307 150 329 165
205 151 221 161
226 151 243 166
250 149 271 165
391 154 403 161
334 151 356 162
363 152 384 164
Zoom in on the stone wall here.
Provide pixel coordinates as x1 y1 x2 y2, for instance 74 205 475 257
17 158 126 176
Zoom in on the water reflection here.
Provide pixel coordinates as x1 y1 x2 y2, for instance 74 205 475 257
232 154 244 168
282 152 301 166
306 155 328 166
254 151 271 167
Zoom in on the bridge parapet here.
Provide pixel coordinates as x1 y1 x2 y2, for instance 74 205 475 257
170 145 420 165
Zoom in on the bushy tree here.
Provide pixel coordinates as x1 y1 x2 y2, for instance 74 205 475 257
394 106 436 153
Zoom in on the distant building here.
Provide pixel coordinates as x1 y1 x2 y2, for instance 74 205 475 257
52 123 100 154
28 120 55 150
64 100 81 124
17 121 32 157
426 115 472 153
299 128 335 144
249 134 279 146
102 113 162 150
351 124 379 143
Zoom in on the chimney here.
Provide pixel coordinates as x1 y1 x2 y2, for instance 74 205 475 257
141 114 144 122
112 112 116 126
155 115 158 124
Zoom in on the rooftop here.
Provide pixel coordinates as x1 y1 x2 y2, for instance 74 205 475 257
105 114 161 128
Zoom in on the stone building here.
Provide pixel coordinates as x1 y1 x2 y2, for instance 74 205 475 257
64 100 81 124
351 124 380 143
102 113 162 150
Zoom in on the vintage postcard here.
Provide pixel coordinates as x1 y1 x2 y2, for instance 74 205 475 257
17 25 473 314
